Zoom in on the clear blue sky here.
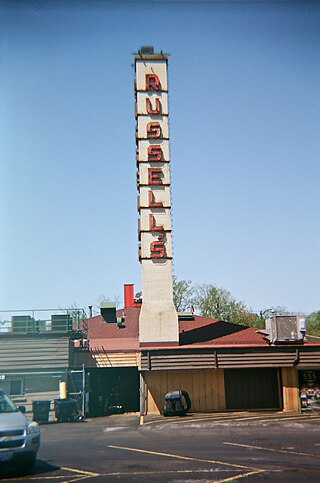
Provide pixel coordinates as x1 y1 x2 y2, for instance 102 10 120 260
1 0 319 315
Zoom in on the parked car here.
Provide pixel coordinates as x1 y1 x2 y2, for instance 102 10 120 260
0 389 40 473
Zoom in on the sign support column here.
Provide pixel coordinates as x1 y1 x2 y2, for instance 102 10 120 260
134 46 179 346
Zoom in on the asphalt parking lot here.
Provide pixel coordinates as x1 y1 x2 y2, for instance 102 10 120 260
1 411 320 482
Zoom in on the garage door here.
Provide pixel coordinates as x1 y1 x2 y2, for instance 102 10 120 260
225 368 281 410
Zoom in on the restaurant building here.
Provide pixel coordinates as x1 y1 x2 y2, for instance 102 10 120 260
75 46 320 416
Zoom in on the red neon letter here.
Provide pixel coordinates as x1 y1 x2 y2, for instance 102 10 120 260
149 214 164 232
148 190 163 208
150 241 165 258
148 168 163 185
145 74 160 91
146 98 162 115
148 145 163 161
147 122 161 138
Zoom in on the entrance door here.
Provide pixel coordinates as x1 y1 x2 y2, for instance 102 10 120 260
225 368 281 410
87 367 140 417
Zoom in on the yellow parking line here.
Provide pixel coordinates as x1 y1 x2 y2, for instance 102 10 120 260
0 479 62 482
61 467 100 477
90 469 250 477
142 412 252 426
215 469 266 483
143 412 301 426
143 415 254 426
62 477 90 483
224 441 319 458
94 468 267 481
213 413 311 423
0 476 81 482
108 444 262 471
258 415 320 423
1 468 100 483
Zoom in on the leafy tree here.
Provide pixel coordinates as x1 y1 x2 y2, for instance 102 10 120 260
239 311 262 328
172 276 194 312
173 279 260 327
194 283 253 325
306 311 320 337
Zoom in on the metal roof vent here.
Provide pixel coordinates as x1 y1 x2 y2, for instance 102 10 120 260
100 302 117 323
178 312 195 321
140 46 154 55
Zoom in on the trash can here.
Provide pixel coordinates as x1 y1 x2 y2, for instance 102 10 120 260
163 390 191 417
32 400 51 424
54 398 78 422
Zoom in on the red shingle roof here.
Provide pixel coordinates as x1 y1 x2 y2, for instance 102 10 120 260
87 306 140 351
87 307 267 350
179 317 266 347
86 306 320 350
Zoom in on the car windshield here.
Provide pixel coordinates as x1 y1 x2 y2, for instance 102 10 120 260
0 390 19 413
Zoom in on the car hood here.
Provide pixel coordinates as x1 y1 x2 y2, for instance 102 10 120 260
0 411 28 430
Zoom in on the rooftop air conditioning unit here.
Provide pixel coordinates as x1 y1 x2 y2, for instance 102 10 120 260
265 315 306 344
12 315 35 333
51 314 72 332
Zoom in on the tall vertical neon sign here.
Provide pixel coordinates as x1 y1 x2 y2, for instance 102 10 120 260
134 46 178 345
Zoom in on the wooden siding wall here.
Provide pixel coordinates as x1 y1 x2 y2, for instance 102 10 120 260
298 351 320 367
73 351 139 368
282 367 299 412
93 352 139 368
218 351 298 368
0 337 71 371
141 353 217 371
140 349 320 371
144 369 225 414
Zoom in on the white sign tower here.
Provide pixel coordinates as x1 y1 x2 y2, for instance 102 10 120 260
134 46 179 345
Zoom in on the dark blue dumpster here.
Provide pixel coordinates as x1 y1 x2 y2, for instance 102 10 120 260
54 398 78 422
32 400 51 424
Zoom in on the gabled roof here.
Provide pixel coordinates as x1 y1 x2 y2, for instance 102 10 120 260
86 306 320 351
87 307 266 350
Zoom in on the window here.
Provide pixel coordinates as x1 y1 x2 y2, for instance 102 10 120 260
9 379 23 396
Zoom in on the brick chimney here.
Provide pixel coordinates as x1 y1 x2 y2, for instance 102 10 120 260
124 284 135 308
